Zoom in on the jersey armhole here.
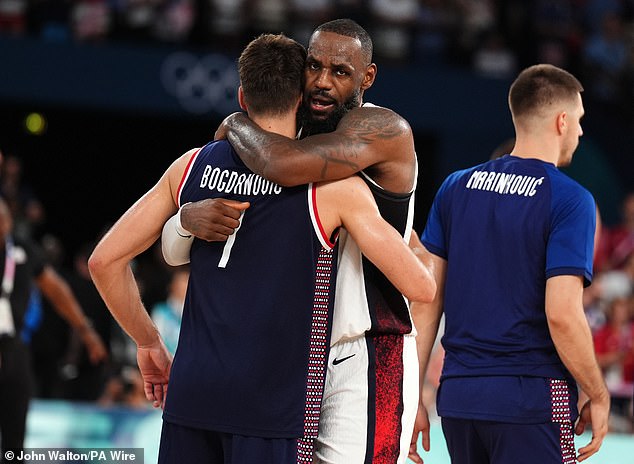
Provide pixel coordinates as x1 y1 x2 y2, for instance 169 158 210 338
176 147 202 208
308 184 337 250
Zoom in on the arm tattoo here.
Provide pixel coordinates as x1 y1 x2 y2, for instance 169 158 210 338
307 109 406 179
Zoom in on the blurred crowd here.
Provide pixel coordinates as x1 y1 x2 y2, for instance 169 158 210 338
0 1 633 119
0 147 187 410
584 194 634 432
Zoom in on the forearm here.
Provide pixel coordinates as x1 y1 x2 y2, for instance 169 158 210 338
410 251 445 398
546 277 608 401
89 259 160 347
225 112 382 186
362 223 436 303
411 301 443 395
549 316 607 400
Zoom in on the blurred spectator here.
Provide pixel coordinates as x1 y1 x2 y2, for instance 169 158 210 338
247 0 290 38
29 234 73 399
112 0 163 42
0 153 46 242
532 0 583 71
98 365 149 409
204 0 248 53
368 0 418 62
472 30 516 78
452 0 496 65
0 0 27 35
582 12 628 105
595 192 634 272
150 265 188 355
70 0 111 42
153 0 194 42
593 296 634 431
414 0 460 62
0 197 107 454
289 0 334 46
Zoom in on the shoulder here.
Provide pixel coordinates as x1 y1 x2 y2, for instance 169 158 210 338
316 176 374 213
548 169 595 209
441 166 480 191
337 106 412 138
317 174 369 197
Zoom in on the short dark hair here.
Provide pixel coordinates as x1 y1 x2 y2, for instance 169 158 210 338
509 64 583 120
238 34 306 116
313 19 373 65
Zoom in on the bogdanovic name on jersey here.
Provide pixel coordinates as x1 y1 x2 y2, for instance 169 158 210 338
199 165 283 196
466 170 544 197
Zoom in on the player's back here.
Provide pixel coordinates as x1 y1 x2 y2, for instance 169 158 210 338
163 140 338 439
423 154 595 379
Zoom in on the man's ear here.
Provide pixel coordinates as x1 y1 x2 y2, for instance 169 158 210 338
556 111 567 135
361 63 377 91
238 86 248 111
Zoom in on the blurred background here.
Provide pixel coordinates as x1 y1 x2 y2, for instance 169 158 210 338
0 0 633 462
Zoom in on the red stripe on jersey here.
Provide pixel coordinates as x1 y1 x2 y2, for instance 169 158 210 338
311 185 336 248
176 148 202 207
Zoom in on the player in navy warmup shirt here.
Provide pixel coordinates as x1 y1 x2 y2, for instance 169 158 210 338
414 64 610 464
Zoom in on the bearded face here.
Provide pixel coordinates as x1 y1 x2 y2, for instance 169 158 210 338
298 89 360 138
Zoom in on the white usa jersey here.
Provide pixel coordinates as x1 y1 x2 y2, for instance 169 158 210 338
330 103 418 345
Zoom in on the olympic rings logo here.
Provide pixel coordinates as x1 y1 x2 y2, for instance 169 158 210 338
160 52 240 115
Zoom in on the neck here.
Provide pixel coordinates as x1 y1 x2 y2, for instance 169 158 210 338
510 133 560 166
251 112 297 139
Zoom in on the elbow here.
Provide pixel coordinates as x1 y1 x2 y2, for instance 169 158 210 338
87 250 107 282
545 304 566 328
405 273 437 304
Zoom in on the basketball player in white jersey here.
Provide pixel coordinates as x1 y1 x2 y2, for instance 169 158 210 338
162 19 432 464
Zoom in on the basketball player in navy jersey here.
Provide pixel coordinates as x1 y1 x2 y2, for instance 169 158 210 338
415 64 609 463
88 33 435 464
162 19 432 463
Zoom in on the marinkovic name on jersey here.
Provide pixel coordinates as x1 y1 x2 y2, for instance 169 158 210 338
199 165 282 196
466 170 544 197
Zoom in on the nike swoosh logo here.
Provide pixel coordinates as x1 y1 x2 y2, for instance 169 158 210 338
333 354 356 365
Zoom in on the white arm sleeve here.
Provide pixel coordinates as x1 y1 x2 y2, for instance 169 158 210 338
161 206 194 266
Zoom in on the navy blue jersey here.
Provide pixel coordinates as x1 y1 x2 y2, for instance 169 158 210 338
163 141 338 439
422 155 595 422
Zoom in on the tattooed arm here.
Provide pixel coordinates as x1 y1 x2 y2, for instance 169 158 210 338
215 106 416 191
